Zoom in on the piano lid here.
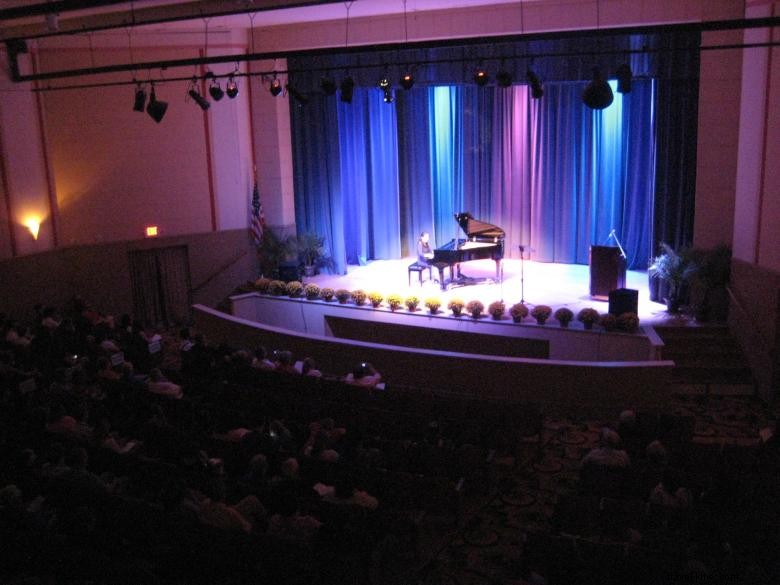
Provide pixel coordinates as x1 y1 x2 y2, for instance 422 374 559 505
455 212 505 239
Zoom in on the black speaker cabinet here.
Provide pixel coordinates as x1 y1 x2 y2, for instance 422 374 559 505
277 262 301 282
609 288 638 316
589 245 626 300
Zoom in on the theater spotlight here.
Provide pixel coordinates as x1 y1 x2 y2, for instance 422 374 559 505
269 77 283 97
146 86 168 123
400 72 414 90
226 75 239 99
133 84 146 112
582 67 614 110
187 78 210 111
474 68 489 87
616 63 632 94
496 69 512 88
526 69 544 99
208 78 224 101
320 76 337 96
340 76 355 103
286 84 309 106
378 76 393 103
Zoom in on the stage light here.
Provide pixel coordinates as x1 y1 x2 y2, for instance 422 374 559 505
270 77 282 97
400 72 414 90
226 75 239 99
474 68 489 87
145 225 159 238
146 87 168 123
188 77 210 111
23 216 41 240
378 76 393 103
378 76 390 90
582 67 613 110
527 69 544 99
133 85 146 112
616 63 632 94
340 76 354 103
286 84 309 106
320 76 337 96
496 69 512 88
209 78 224 101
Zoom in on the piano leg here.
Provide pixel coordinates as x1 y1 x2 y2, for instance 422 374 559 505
437 265 447 291
495 259 501 281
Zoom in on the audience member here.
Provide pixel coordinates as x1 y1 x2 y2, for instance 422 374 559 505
344 362 382 388
581 428 631 469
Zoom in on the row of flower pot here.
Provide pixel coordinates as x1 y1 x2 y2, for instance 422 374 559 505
243 278 640 333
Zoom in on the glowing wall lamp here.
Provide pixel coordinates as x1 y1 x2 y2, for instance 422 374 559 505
145 225 159 238
23 217 41 240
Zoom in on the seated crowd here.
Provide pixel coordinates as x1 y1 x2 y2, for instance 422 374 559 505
1 299 778 585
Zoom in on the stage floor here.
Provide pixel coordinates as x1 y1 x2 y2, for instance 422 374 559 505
305 257 672 325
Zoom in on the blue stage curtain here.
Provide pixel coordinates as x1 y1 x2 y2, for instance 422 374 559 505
292 77 657 272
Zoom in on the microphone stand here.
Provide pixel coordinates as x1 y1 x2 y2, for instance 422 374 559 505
518 245 526 303
608 229 627 259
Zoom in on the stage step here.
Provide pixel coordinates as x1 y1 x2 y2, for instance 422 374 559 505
656 325 755 393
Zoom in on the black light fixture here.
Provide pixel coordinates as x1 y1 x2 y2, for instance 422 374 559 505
474 67 489 87
320 76 337 96
225 74 238 99
208 76 224 101
582 67 614 110
616 63 632 94
340 76 355 103
378 76 393 103
400 72 414 90
188 77 210 111
146 85 168 123
269 77 283 97
527 69 544 99
133 83 146 112
496 69 512 88
286 84 309 106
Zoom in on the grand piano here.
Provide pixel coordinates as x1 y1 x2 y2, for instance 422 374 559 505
432 212 505 290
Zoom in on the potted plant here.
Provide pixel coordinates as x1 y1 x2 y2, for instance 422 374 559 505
466 300 484 319
368 292 384 308
448 298 465 317
425 297 441 315
690 244 731 322
600 313 618 331
352 289 368 306
321 287 335 302
577 308 600 330
488 301 506 320
405 295 420 312
304 283 320 300
268 280 287 296
531 304 552 325
294 232 327 277
554 307 574 328
286 280 303 298
254 277 271 294
617 312 640 333
509 303 529 323
335 289 352 304
651 243 696 313
387 294 403 312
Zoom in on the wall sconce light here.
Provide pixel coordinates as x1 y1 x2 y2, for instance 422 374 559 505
145 225 159 238
24 218 41 240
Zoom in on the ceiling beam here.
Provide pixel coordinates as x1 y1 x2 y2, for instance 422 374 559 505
0 0 345 42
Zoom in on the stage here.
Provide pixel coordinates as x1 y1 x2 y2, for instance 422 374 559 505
304 257 671 325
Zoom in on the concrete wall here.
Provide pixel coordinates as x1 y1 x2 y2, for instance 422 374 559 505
0 228 255 322
195 303 675 415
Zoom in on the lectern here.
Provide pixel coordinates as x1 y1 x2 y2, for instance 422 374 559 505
589 245 626 300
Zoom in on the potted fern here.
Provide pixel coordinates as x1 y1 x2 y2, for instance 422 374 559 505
651 243 696 313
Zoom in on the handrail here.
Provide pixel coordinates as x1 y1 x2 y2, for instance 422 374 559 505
191 248 251 294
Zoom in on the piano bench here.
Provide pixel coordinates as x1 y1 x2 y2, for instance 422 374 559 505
408 262 432 286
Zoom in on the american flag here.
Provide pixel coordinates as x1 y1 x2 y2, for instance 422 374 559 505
250 176 265 245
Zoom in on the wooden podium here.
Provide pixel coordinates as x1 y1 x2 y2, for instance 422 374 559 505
589 245 626 300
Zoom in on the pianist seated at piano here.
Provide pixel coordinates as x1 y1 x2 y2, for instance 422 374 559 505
417 232 434 265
